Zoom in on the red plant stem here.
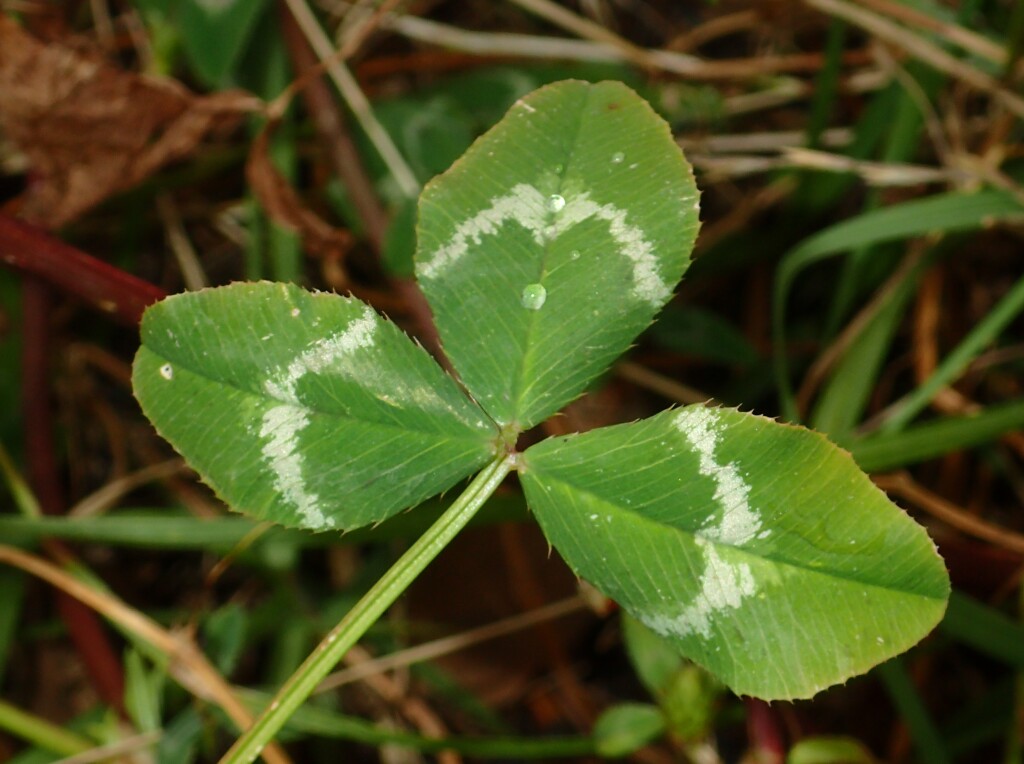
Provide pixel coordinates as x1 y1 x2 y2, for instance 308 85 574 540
0 214 166 326
9 219 167 712
745 697 785 763
22 277 127 711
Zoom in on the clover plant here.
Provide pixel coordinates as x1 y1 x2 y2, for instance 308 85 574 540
132 80 950 762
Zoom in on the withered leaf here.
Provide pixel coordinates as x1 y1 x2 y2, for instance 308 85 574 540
246 122 354 262
0 16 260 227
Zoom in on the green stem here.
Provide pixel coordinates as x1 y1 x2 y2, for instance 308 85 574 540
219 455 515 764
0 441 41 518
239 689 595 758
0 698 92 757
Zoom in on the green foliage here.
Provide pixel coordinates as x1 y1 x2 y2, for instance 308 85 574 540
787 736 876 764
521 406 947 699
621 615 720 742
134 282 497 531
203 603 249 676
134 0 272 87
124 650 165 733
133 79 949 727
773 189 1024 420
593 703 666 758
621 613 687 697
415 80 699 429
659 664 720 742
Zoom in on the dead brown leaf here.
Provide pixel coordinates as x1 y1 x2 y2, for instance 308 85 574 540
0 16 260 228
246 122 354 262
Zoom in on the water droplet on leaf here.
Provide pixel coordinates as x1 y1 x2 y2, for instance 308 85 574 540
570 250 581 260
611 151 625 164
547 194 565 213
521 283 547 310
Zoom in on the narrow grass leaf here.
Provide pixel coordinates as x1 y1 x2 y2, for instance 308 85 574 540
941 591 1024 670
849 399 1024 472
133 282 497 532
774 190 1024 419
416 80 699 429
520 406 950 700
877 660 952 764
879 273 1024 432
810 255 925 438
177 0 270 87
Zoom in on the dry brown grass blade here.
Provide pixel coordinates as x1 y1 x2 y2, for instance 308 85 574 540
615 361 712 406
52 730 161 764
68 458 186 518
874 473 1024 556
855 0 1006 64
315 596 588 693
0 545 294 764
796 246 928 417
387 13 865 81
805 0 1024 119
246 123 355 266
690 148 959 185
281 0 419 197
339 644 462 764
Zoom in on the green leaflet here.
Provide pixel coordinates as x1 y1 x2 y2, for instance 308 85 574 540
177 0 270 87
520 406 949 700
133 282 497 531
415 80 699 430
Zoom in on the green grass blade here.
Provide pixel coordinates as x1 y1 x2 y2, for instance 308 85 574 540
0 496 528 551
774 189 1024 419
0 698 92 758
940 591 1024 670
877 659 952 764
849 398 1024 472
240 689 595 758
879 273 1024 432
810 256 925 438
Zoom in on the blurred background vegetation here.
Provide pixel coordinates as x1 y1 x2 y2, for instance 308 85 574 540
1 1 1023 762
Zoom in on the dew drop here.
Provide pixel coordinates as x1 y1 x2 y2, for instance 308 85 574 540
521 283 547 310
611 151 625 164
547 194 565 213
290 308 300 317
570 250 581 260
159 363 174 380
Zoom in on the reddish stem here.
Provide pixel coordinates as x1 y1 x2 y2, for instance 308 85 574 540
0 214 166 326
7 214 167 712
745 697 786 764
22 277 127 711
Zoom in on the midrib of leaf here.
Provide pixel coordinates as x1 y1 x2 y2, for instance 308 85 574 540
509 88 589 426
529 468 945 601
137 346 495 442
